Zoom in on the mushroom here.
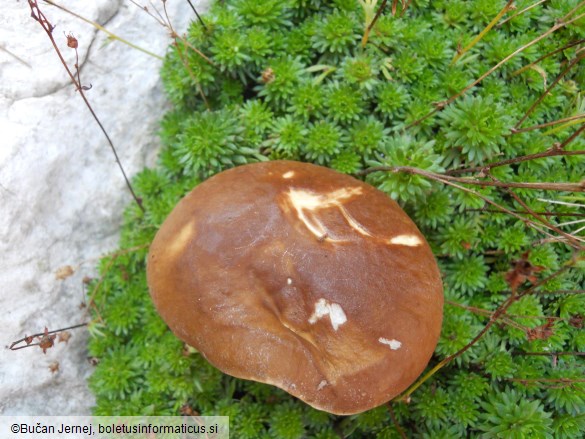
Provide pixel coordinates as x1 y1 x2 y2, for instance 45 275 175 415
147 160 443 415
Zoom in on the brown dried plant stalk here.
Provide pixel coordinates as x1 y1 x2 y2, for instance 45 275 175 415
396 257 581 402
406 2 585 129
27 0 144 212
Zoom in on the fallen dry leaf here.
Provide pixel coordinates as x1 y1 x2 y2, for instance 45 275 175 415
55 265 75 280
58 331 71 343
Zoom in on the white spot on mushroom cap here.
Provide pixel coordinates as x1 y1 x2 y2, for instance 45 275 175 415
289 187 363 212
286 187 368 241
285 188 423 249
317 380 328 391
388 235 422 247
287 278 293 285
308 298 347 331
379 337 402 350
283 171 295 179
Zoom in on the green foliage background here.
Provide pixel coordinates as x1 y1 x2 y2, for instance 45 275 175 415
88 0 585 437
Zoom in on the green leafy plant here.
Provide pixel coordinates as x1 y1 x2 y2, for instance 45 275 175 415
88 0 585 436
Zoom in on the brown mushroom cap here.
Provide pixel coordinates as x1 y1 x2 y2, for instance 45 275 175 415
147 161 443 415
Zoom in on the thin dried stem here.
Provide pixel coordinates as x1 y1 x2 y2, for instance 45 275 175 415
448 10 585 105
397 293 518 401
129 0 167 27
556 123 585 150
358 166 585 192
512 37 585 77
133 0 213 65
538 198 585 208
396 262 574 402
44 0 163 60
28 0 144 212
563 0 585 22
359 166 562 242
487 172 585 247
508 378 585 385
538 224 585 244
361 0 388 48
407 9 585 129
185 0 208 30
556 218 585 227
161 0 214 107
452 0 515 65
386 403 407 439
511 113 585 134
447 300 533 332
464 208 585 219
497 0 547 28
401 0 412 17
9 323 87 351
516 351 585 356
446 148 585 176
515 51 585 129
174 39 211 110
534 289 585 295
0 44 33 67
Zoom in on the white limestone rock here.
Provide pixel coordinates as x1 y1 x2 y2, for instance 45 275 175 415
0 0 210 415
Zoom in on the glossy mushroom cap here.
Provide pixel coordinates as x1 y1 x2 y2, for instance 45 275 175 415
147 161 443 415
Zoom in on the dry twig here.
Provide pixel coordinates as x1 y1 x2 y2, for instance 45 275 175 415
27 0 144 212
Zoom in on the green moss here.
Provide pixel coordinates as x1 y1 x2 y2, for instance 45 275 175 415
89 0 585 436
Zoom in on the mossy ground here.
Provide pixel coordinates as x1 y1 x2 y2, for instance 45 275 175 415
88 1 585 437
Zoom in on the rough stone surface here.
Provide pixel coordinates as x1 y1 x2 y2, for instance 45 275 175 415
0 0 209 415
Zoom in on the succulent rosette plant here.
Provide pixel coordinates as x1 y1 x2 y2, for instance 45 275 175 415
88 1 585 437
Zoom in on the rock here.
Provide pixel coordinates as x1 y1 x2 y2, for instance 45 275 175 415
0 0 210 415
